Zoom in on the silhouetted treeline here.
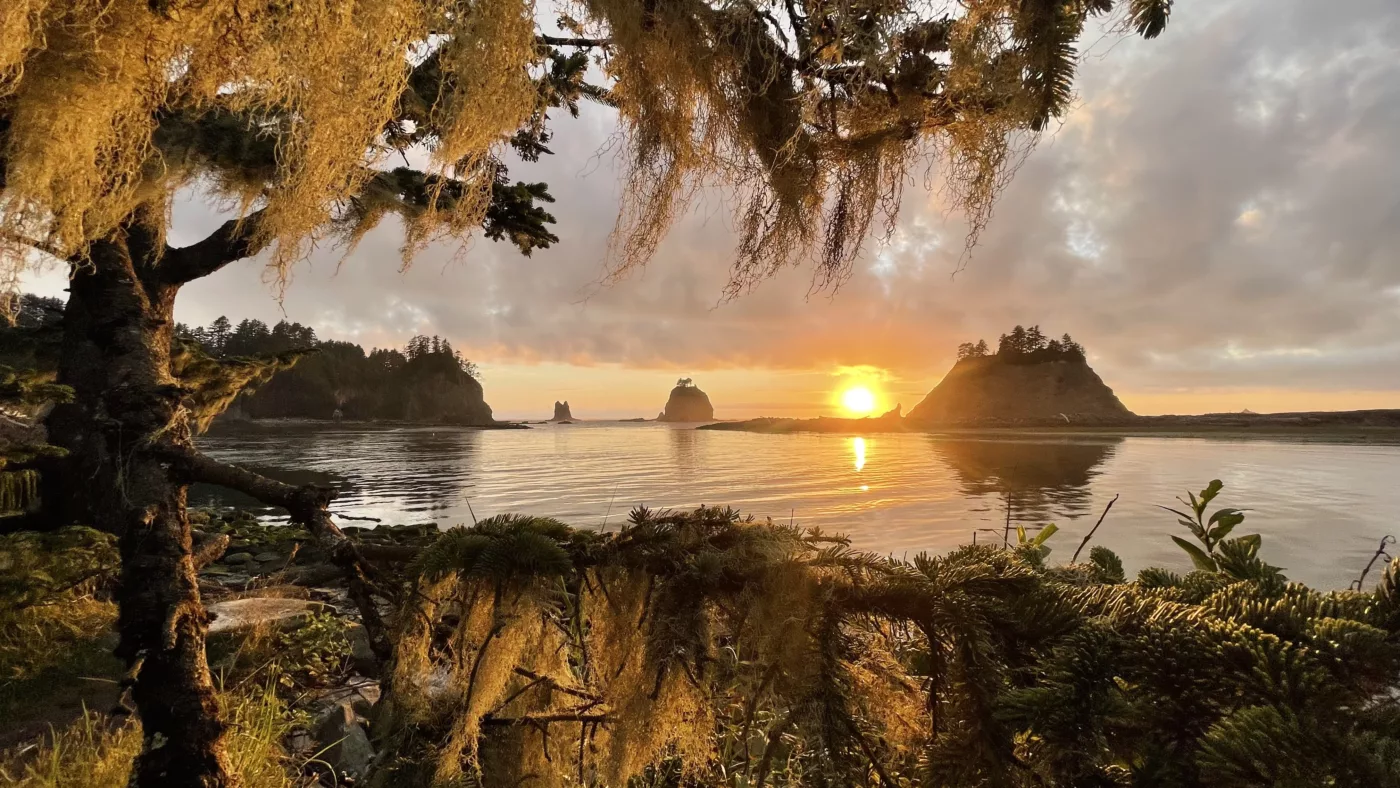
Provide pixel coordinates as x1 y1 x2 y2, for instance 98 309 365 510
0 297 492 424
957 325 1086 363
175 316 490 422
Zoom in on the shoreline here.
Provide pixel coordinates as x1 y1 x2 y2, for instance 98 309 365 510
697 409 1400 443
205 412 1400 443
208 417 531 433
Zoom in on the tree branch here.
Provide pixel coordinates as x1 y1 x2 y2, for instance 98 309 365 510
160 208 271 286
162 444 394 665
190 531 229 571
482 713 613 727
0 229 67 260
536 34 611 48
511 668 605 704
1071 494 1119 563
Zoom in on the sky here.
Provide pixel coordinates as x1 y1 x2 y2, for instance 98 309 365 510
25 0 1400 420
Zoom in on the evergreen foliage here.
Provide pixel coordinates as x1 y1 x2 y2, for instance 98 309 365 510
175 315 483 422
0 0 1173 303
378 483 1400 787
958 325 1085 363
0 525 117 610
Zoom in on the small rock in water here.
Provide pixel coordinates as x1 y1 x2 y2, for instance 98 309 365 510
252 551 283 563
206 597 331 635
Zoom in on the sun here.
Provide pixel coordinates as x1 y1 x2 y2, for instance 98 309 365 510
841 386 877 416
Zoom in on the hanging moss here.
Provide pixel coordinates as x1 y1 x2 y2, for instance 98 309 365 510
372 501 1400 787
170 337 308 434
0 467 38 513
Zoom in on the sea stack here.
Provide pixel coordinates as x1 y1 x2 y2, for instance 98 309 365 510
658 378 715 422
907 327 1133 426
552 401 573 421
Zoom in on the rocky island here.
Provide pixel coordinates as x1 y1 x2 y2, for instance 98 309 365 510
552 401 573 421
701 326 1400 437
658 378 715 422
905 335 1131 426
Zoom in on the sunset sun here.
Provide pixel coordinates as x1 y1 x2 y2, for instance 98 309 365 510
841 386 877 416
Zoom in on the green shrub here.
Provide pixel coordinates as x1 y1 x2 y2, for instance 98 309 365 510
375 495 1400 787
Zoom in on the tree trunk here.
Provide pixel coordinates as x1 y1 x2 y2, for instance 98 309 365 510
45 228 237 786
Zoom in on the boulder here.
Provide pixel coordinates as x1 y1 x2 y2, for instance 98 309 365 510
345 622 380 677
314 702 375 778
552 400 573 421
206 597 331 635
658 380 715 422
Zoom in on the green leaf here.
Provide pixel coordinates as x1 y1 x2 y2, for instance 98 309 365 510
1016 525 1027 545
1207 511 1246 541
1199 479 1224 507
1032 523 1058 547
1207 507 1247 526
1188 491 1202 517
1159 506 1192 523
1172 535 1217 572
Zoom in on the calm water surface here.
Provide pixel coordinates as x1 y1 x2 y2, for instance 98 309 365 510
195 422 1400 589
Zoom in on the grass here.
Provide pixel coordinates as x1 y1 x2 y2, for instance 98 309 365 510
0 684 296 788
0 550 302 786
0 598 123 750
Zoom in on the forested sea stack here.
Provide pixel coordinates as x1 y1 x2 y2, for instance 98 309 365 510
907 326 1134 426
658 378 715 422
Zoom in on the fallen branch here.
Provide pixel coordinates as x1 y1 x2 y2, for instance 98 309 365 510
1072 494 1119 564
163 444 394 666
333 512 382 522
190 531 229 571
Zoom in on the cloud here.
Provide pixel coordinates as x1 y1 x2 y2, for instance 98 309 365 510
43 0 1393 414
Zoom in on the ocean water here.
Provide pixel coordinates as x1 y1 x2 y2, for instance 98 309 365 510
194 421 1400 590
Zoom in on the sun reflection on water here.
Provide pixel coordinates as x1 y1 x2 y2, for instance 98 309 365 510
852 437 866 472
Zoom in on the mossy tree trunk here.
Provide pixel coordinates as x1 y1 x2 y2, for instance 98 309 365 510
43 219 237 786
40 212 393 787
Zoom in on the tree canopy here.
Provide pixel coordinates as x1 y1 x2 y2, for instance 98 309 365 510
959 324 1085 362
1 0 1173 304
